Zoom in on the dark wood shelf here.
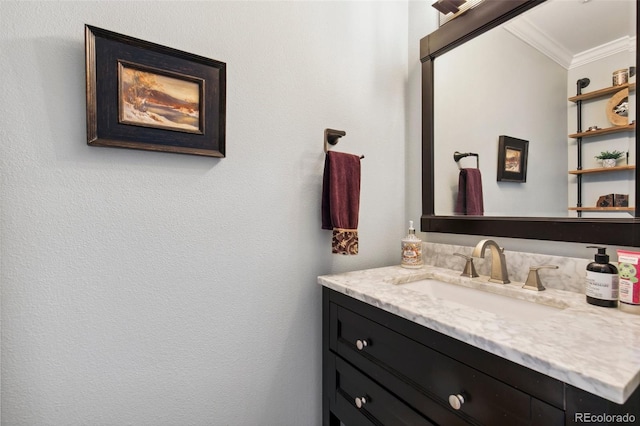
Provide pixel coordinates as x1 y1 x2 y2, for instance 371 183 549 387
569 82 636 103
569 165 635 175
569 123 635 139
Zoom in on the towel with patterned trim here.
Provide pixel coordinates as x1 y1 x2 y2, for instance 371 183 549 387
321 151 361 255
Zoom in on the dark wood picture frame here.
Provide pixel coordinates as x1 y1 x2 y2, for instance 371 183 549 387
497 135 528 182
85 25 226 157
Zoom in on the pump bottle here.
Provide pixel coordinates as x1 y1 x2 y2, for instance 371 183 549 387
585 246 619 307
401 221 423 269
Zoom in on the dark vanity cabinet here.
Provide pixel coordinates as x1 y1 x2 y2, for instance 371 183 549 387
322 287 640 425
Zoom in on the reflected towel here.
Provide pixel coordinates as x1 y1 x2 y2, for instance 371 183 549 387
455 168 484 216
322 151 361 255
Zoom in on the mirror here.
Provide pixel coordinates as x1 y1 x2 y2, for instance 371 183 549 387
421 0 639 245
434 0 634 217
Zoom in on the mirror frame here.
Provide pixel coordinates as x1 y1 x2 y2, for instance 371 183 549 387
421 0 640 246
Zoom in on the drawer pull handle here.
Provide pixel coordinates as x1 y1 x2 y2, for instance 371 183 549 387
355 339 369 350
355 396 367 409
448 394 465 410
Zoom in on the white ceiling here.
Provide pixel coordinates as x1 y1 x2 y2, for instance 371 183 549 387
503 0 636 69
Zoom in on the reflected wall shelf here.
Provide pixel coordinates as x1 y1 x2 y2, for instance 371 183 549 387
568 82 635 103
569 165 635 175
569 207 635 212
568 78 635 215
569 123 635 139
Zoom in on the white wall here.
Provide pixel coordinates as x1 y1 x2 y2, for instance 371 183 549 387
433 27 568 217
0 1 408 424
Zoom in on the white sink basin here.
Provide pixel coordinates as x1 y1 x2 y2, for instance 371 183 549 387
400 279 565 321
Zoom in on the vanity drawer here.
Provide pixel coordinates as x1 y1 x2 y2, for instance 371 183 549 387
331 303 563 426
328 352 437 426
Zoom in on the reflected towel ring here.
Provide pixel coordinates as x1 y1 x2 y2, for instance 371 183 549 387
453 151 479 169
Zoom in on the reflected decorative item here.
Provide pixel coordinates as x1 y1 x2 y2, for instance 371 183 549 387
598 194 614 207
497 135 528 182
606 88 629 126
597 194 629 208
616 194 629 207
85 25 226 157
595 150 624 168
613 68 629 86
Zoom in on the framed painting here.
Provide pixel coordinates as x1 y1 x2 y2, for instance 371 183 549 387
85 25 226 157
497 135 528 182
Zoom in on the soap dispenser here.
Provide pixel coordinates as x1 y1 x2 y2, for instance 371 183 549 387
401 221 423 269
585 246 619 308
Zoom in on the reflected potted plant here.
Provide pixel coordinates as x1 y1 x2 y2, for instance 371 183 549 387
595 150 625 168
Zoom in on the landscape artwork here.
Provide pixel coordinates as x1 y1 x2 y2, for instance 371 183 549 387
504 148 521 173
86 25 226 157
119 63 202 134
497 135 528 182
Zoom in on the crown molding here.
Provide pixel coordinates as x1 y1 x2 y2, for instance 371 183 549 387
571 36 636 69
504 16 573 69
505 18 636 70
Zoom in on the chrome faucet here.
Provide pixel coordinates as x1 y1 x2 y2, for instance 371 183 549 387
471 239 510 284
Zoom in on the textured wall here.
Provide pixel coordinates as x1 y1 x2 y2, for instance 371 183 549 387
0 1 409 424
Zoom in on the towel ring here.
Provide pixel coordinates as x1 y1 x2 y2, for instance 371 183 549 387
324 128 364 159
453 151 479 169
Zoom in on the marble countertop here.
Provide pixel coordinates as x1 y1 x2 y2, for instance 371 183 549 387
318 265 640 404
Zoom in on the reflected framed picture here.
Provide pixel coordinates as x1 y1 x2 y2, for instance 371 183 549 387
85 25 226 157
497 135 528 182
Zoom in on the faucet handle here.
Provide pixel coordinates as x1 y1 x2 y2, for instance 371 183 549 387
522 265 558 291
453 253 479 278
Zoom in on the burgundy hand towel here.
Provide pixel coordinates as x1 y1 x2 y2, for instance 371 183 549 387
322 151 361 255
455 168 484 216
